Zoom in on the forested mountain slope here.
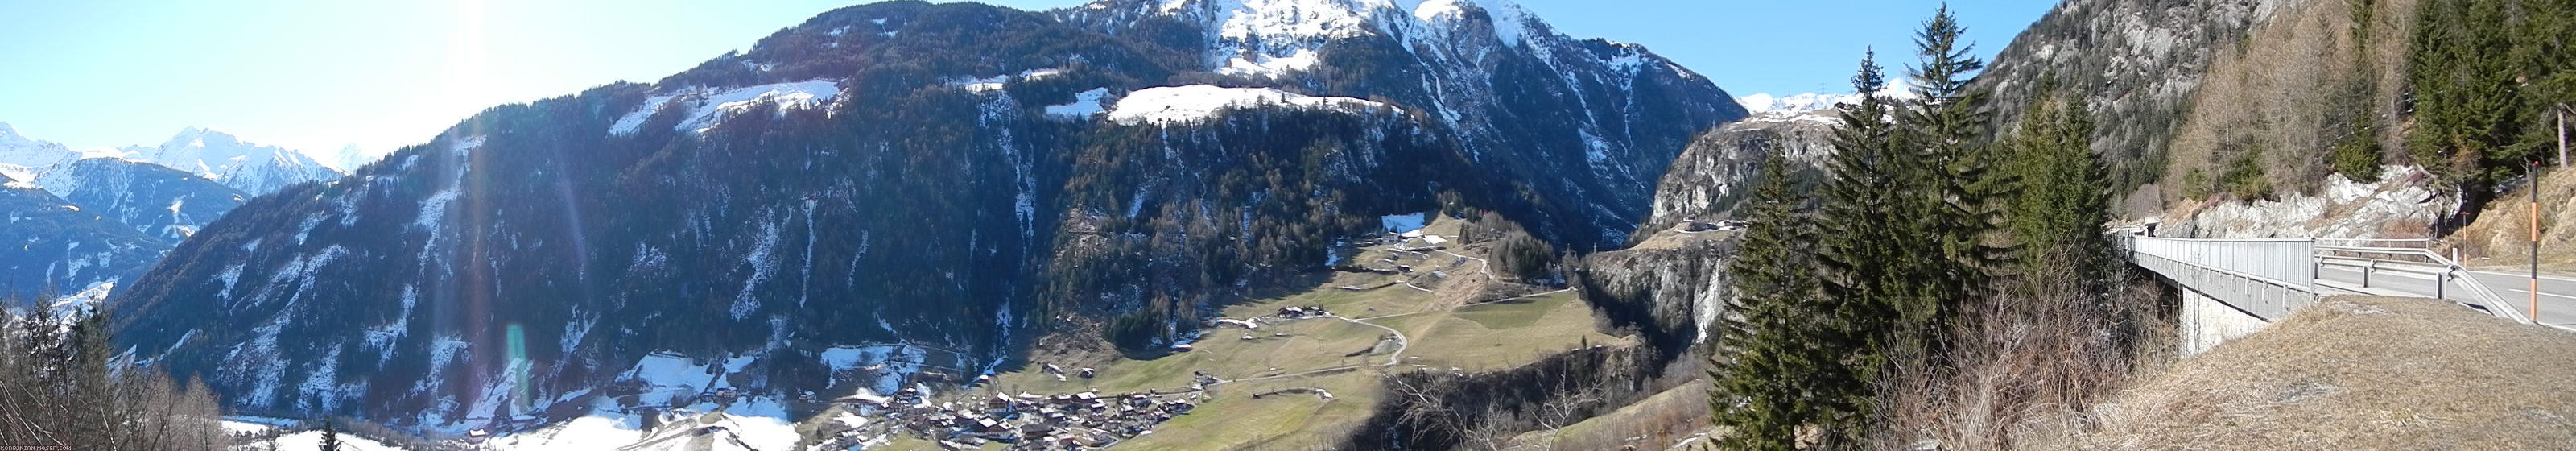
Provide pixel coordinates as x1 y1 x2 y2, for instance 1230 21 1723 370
35 158 249 242
107 0 1743 428
1974 0 2284 211
0 174 168 302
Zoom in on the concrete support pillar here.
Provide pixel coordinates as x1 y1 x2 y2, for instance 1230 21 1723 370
2179 289 2269 355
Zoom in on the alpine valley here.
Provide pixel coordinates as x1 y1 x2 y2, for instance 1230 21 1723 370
100 0 1740 445
22 0 2566 448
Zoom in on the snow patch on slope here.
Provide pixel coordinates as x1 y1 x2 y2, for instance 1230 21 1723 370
1216 48 1322 78
609 80 843 136
1046 88 1113 119
731 218 783 320
1106 85 1389 126
266 428 410 451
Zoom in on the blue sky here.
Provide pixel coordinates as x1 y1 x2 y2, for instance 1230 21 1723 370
0 1 2052 165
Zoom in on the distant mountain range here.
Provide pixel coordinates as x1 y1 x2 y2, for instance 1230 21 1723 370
0 122 324 301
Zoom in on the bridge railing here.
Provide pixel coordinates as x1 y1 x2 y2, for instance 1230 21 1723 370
2116 235 2318 321
2114 234 2536 325
2122 236 2318 288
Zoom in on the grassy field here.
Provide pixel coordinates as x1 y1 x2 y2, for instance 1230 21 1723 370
915 216 1630 450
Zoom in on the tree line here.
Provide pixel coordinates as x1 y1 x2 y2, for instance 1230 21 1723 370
2407 0 2576 216
1707 6 2146 449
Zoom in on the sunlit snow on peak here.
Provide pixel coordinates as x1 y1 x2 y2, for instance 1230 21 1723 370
1155 0 1545 77
1735 78 1918 117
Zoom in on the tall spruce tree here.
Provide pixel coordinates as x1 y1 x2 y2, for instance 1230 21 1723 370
1800 9 2012 445
1895 4 2007 354
1711 151 1828 451
1811 48 1907 449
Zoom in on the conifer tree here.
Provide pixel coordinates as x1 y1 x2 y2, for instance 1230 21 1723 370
2408 0 2532 207
1798 9 2013 445
1810 48 1906 449
1894 3 2006 354
68 305 114 442
2003 91 2114 283
319 418 343 451
1711 151 1826 450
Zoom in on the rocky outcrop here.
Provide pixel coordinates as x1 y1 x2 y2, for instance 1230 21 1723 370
1574 231 1733 356
1637 113 1838 238
2161 166 2447 239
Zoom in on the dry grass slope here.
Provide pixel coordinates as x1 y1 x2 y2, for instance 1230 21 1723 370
2448 168 2576 272
2060 296 2576 450
1500 379 1715 451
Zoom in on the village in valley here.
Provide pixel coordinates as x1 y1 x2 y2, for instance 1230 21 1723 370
774 213 1630 450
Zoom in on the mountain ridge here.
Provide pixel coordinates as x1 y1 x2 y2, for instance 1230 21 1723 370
107 0 1742 433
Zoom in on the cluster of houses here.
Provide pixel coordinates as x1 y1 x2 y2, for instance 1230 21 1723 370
1353 229 1448 250
834 384 1204 450
1274 305 1331 320
1203 306 1338 341
1677 218 1748 232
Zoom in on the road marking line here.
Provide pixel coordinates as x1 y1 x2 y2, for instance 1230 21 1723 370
2508 288 2576 301
2470 271 2576 283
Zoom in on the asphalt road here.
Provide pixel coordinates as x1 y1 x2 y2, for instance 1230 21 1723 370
2317 266 2576 327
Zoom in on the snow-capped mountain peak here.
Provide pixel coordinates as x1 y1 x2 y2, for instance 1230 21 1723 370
1125 0 1542 77
163 126 244 149
1736 77 1918 118
0 122 81 183
121 126 341 195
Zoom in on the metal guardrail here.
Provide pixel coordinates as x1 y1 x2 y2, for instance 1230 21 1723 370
2115 234 2536 325
2314 244 2533 325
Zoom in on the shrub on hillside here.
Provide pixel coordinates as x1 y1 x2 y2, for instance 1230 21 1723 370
2223 151 2273 201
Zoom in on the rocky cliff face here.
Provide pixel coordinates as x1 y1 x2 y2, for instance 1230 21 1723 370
107 0 1742 428
1574 232 1733 355
1637 110 1840 238
1975 0 2285 200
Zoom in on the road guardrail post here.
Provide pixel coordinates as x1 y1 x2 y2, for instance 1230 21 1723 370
2362 260 2375 288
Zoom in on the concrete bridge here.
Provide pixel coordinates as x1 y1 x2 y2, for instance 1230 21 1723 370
2115 234 2570 353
